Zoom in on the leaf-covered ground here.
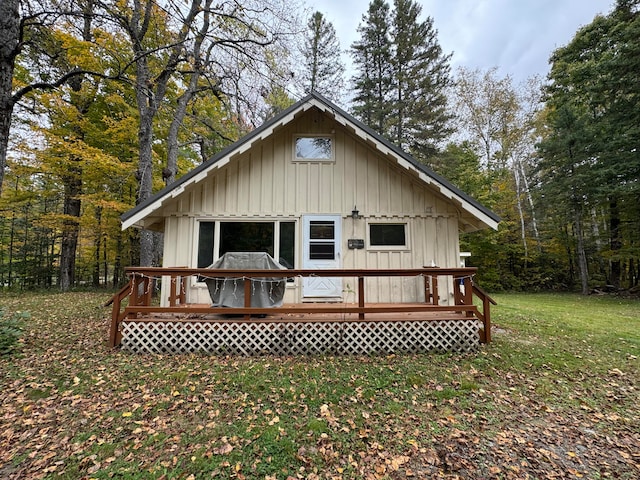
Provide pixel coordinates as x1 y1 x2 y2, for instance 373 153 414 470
1 291 638 479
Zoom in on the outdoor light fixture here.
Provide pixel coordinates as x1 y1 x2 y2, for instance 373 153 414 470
351 206 361 220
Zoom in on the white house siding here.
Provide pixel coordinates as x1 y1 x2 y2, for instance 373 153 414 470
158 109 461 305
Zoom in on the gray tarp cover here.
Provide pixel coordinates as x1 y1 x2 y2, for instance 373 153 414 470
205 252 287 307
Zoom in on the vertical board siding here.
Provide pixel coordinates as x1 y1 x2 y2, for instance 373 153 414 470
159 108 461 304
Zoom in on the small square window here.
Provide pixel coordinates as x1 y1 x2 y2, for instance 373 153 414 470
369 224 407 248
294 136 333 161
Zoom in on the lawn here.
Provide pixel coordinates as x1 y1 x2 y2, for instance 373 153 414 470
1 291 638 479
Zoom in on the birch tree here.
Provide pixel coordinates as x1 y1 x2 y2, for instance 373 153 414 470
453 67 542 258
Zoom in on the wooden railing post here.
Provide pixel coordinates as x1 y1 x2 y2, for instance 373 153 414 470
423 275 432 304
358 276 365 319
179 276 186 304
471 284 496 344
108 292 121 348
244 277 252 320
130 274 141 306
431 275 439 305
462 276 473 316
143 276 153 305
482 294 491 343
453 276 461 305
169 276 178 306
108 280 133 348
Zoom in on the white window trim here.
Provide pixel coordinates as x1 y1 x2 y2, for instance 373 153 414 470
292 134 335 162
366 221 410 251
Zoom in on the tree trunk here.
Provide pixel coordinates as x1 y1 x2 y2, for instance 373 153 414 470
512 160 528 260
8 204 16 288
93 206 102 287
137 111 155 267
0 97 13 195
0 0 19 195
165 88 196 185
21 202 29 289
519 160 540 251
112 230 123 287
609 196 621 288
574 210 589 295
59 165 82 291
59 2 94 291
0 219 5 286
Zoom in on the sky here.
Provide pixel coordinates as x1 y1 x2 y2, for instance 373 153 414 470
307 0 615 84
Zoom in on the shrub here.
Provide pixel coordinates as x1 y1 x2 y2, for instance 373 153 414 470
0 309 29 356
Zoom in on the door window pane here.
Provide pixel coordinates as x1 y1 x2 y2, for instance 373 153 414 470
310 221 335 240
309 243 335 260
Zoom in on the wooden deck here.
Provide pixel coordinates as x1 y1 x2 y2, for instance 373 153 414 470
132 302 473 322
109 267 496 355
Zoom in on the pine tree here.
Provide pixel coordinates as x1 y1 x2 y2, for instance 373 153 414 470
390 0 452 159
350 0 393 133
299 12 346 103
539 0 640 291
350 0 452 161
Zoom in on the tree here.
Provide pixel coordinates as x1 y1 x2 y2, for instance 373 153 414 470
350 0 393 133
350 0 452 161
536 104 595 293
0 0 90 195
389 0 452 158
539 0 640 291
98 0 296 266
0 0 20 194
453 67 542 260
298 11 345 103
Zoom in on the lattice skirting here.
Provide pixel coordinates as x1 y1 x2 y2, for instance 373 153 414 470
120 319 480 355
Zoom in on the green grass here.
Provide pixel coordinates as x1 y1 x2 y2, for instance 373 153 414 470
0 291 638 479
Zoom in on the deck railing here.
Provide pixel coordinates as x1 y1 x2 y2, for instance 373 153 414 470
108 267 495 348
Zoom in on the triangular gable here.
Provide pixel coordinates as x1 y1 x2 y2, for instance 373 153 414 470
121 92 500 231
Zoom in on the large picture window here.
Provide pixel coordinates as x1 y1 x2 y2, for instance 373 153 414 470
197 220 295 270
369 223 407 248
294 136 333 161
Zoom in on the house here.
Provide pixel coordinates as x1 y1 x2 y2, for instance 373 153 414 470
113 92 499 354
122 92 498 306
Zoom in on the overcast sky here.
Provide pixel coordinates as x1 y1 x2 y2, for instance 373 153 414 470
307 0 615 84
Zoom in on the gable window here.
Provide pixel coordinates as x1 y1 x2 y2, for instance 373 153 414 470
294 135 333 161
369 223 408 249
197 220 296 272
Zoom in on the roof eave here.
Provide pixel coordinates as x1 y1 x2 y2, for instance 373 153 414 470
120 91 500 232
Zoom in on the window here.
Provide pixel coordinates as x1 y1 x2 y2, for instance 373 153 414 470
197 221 295 271
198 222 215 268
308 220 337 260
294 136 333 161
220 222 274 258
369 223 407 248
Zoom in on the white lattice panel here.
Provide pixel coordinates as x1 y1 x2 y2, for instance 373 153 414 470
120 320 480 355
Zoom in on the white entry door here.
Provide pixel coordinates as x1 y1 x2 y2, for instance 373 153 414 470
302 215 342 299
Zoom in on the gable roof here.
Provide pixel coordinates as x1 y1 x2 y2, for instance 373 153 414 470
121 91 500 232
